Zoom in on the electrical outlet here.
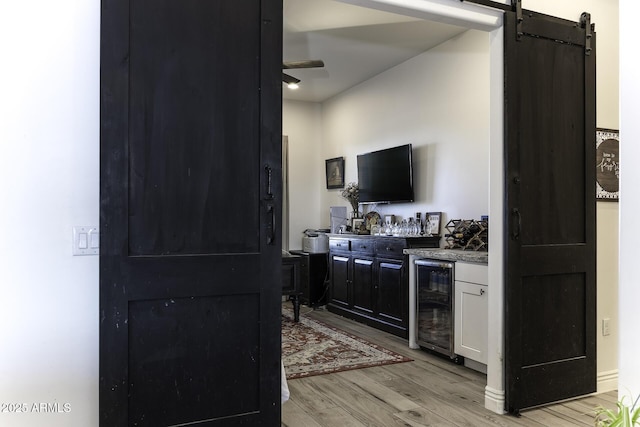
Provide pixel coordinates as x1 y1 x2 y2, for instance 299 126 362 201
602 318 611 336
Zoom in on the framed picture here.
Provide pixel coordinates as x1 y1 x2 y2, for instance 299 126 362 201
352 218 365 233
325 157 345 189
596 128 619 201
426 212 441 236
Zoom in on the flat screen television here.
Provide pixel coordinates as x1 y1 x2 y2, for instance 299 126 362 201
357 144 414 204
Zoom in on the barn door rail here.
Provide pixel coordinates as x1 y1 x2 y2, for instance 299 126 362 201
513 0 523 40
581 12 592 55
459 0 511 11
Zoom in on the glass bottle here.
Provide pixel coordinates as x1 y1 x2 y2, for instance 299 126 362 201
407 217 415 236
415 213 423 235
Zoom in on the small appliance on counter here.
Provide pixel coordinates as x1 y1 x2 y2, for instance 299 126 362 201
302 229 329 253
329 206 348 233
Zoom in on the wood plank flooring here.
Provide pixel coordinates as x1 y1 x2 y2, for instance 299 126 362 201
282 305 617 427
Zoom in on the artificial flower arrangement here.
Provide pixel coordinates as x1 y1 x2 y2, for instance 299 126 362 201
341 182 360 215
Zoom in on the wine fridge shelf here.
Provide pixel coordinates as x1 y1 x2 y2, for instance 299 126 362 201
444 219 488 251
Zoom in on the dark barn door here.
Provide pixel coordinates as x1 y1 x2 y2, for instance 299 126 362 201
100 0 282 425
504 8 596 413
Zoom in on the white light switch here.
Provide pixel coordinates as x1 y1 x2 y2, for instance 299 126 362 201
78 233 88 249
602 318 611 336
89 229 99 249
73 226 99 256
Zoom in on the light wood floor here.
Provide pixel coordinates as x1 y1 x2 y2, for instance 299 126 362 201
282 305 617 427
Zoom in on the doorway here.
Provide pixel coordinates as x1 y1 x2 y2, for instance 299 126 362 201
282 0 506 414
284 0 599 415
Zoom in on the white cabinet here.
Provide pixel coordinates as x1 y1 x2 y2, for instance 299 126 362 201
454 262 488 368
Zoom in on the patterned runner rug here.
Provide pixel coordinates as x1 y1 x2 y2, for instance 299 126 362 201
282 308 412 380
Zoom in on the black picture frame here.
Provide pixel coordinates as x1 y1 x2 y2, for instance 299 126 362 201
325 157 345 189
595 128 619 201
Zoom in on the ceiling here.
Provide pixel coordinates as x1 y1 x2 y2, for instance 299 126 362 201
283 0 468 103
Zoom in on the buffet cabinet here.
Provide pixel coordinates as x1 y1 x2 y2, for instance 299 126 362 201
328 234 439 338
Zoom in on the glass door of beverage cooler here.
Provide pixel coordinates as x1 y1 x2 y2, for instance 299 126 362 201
415 259 455 358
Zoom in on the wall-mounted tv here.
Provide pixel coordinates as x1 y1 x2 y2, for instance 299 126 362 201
357 144 414 204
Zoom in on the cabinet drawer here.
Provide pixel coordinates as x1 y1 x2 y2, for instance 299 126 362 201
455 262 488 285
329 238 350 252
351 239 375 256
375 240 406 259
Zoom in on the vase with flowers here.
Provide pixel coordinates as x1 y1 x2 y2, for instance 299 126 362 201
341 182 361 229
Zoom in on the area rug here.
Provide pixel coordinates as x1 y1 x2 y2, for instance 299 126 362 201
282 308 412 380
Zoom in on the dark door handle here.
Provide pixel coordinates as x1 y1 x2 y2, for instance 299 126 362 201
512 208 521 240
266 204 276 245
264 164 274 200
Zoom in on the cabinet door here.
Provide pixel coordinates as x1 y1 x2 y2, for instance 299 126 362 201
330 254 350 309
352 257 375 314
376 258 405 327
454 281 488 364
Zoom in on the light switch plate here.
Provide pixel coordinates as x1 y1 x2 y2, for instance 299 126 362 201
73 226 99 256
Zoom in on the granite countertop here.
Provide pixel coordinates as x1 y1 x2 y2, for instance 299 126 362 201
404 248 488 264
326 233 437 240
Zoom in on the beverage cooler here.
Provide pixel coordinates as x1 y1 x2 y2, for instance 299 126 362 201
414 259 457 360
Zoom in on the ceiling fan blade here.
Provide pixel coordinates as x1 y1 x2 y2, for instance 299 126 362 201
283 60 325 69
282 73 300 85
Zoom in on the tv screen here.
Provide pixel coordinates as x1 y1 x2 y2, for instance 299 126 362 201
357 144 414 204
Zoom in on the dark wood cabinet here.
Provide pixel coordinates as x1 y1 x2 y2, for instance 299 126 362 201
282 253 301 322
376 258 404 327
329 253 350 309
290 250 329 307
328 235 438 338
352 256 375 315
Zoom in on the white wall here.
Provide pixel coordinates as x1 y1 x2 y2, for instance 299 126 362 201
320 29 490 228
282 100 325 249
619 0 640 402
0 1 99 426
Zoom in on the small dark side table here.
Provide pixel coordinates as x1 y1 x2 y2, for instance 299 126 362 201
282 253 302 322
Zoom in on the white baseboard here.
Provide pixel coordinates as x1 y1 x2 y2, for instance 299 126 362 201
485 385 506 414
482 370 617 414
597 369 618 393
464 358 487 374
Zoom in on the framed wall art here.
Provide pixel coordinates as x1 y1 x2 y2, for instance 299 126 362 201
426 212 442 236
595 128 619 201
325 157 345 189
